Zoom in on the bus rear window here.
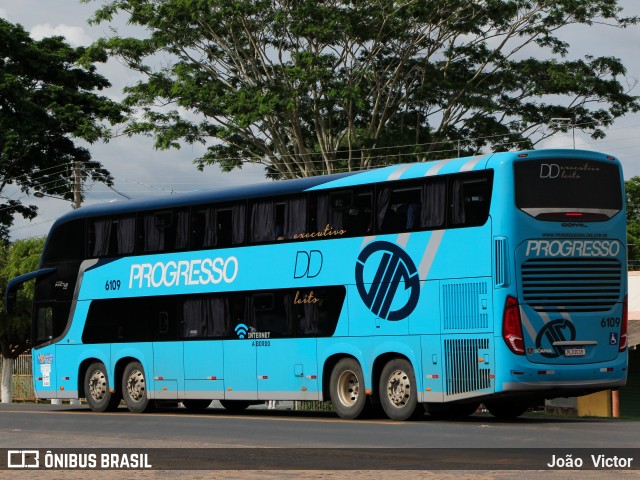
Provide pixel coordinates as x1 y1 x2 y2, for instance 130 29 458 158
514 159 622 221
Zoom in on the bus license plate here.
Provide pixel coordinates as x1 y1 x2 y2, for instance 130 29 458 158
564 347 586 357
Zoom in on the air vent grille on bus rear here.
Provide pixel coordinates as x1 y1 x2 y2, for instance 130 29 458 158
521 258 622 312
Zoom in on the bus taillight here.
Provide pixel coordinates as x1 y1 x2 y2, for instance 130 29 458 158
620 295 628 352
503 296 525 355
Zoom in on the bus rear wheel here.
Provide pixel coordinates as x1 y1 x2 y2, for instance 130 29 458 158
122 362 152 413
329 358 367 420
84 362 121 412
379 359 421 421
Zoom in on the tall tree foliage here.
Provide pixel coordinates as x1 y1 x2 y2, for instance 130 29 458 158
87 0 639 179
0 19 125 240
0 237 44 403
626 176 640 270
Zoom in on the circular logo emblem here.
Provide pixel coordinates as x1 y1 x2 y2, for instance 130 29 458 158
535 319 576 358
355 241 420 321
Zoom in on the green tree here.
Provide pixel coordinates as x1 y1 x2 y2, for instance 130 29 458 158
87 0 639 179
626 176 640 270
0 19 126 240
0 237 45 403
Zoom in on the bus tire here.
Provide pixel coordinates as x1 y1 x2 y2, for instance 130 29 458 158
122 361 152 413
329 358 367 420
379 358 421 421
182 400 212 412
84 362 120 412
220 400 253 412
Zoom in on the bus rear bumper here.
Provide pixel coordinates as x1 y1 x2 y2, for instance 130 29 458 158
497 355 628 394
501 377 626 392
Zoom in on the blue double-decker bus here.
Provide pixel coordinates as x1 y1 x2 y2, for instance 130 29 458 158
7 149 628 420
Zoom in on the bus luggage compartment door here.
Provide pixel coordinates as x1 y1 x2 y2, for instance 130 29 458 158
223 339 258 400
152 342 183 399
184 340 225 399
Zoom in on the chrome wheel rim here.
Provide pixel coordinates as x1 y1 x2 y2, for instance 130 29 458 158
386 369 411 407
126 369 146 402
336 369 360 407
88 369 107 401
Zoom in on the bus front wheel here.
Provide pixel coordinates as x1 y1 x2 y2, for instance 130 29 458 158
84 362 121 412
329 358 367 420
122 362 152 413
379 358 421 421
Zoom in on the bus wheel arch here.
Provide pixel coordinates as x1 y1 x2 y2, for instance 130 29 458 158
82 360 121 412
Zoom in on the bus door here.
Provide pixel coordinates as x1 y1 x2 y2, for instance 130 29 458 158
151 302 183 400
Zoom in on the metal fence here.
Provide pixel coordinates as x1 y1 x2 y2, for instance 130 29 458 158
1 353 35 401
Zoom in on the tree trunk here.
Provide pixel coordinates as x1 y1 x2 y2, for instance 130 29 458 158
1 356 14 404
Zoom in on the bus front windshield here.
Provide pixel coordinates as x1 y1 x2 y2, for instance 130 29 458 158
514 158 622 222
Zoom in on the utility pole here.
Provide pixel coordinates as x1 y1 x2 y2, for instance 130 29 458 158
550 118 576 149
72 161 82 209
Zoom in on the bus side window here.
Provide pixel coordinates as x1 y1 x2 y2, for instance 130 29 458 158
251 292 291 337
313 189 371 237
35 306 54 345
139 210 189 253
35 304 71 346
295 287 344 337
181 296 229 338
450 173 492 227
250 200 276 243
151 297 178 340
88 216 135 257
283 196 307 239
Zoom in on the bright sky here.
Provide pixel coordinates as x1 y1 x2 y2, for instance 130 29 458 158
2 0 640 239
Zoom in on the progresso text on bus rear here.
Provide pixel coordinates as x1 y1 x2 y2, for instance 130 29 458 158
526 239 620 258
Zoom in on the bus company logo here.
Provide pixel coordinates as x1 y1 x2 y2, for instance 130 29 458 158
535 319 577 358
355 241 420 321
235 324 249 339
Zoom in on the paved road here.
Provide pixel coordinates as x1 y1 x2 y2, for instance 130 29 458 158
1 403 639 479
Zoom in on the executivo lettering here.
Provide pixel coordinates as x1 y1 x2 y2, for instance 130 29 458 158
526 239 620 258
129 257 238 289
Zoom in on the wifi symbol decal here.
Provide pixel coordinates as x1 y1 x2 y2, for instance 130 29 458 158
235 323 249 339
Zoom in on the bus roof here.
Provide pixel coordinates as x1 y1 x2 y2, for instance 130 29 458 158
50 169 360 228
49 148 618 230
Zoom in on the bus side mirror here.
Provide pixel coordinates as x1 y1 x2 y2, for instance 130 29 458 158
5 268 57 315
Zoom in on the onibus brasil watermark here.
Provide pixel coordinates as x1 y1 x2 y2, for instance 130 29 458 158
7 450 151 470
